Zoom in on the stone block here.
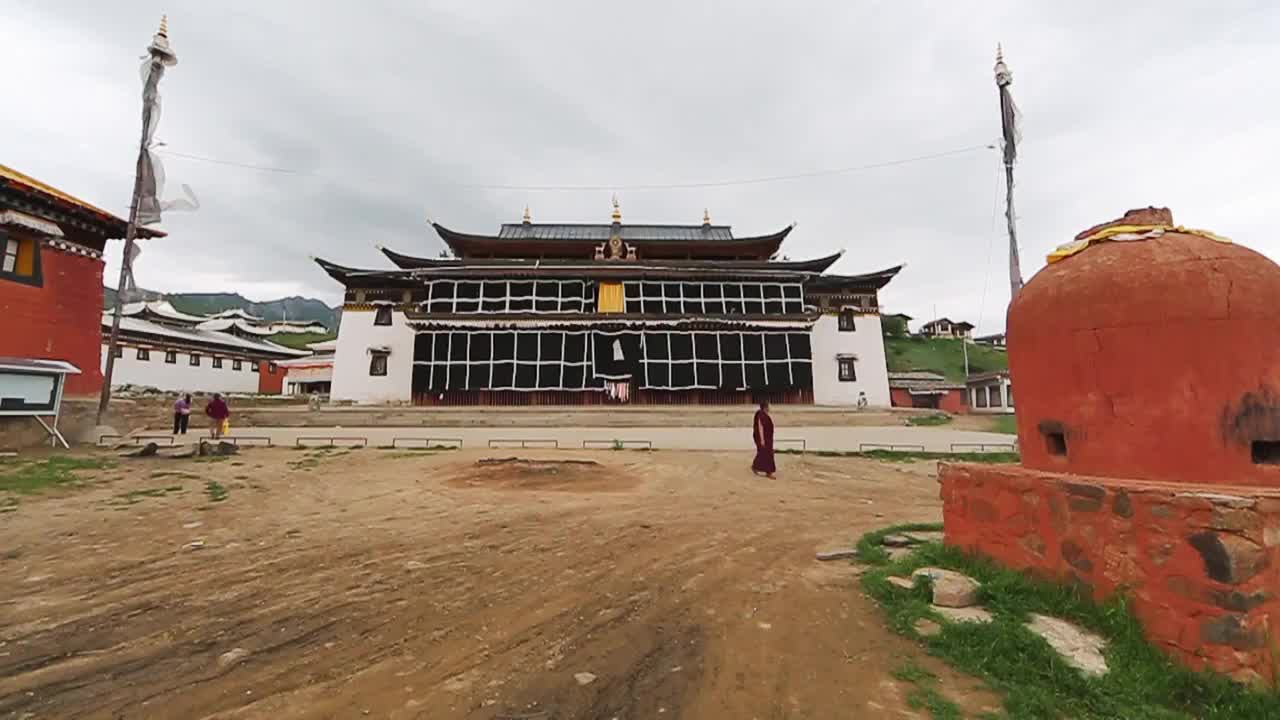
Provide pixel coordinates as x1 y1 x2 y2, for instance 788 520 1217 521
1064 482 1106 512
1060 540 1094 573
1112 490 1134 518
1201 615 1266 650
1188 532 1269 585
1025 613 1109 677
912 567 981 608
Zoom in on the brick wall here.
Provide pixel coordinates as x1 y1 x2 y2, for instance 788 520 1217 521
942 462 1280 684
0 246 104 396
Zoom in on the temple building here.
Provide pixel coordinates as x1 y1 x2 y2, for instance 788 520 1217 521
316 202 901 406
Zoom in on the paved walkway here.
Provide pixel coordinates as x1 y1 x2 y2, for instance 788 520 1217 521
151 425 1017 453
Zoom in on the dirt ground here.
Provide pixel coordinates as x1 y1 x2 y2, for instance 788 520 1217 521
1 448 1001 719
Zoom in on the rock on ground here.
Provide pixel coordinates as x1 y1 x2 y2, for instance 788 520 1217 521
911 567 981 608
1025 613 1109 677
121 442 159 458
218 648 250 667
881 534 915 547
913 618 943 637
933 606 993 624
574 672 597 686
815 548 858 562
887 576 915 590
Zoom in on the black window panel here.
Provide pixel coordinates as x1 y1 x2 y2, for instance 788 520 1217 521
510 281 534 297
625 298 642 313
723 284 742 299
670 362 697 389
493 332 516 361
742 299 764 315
766 361 792 387
516 333 538 361
641 298 662 314
468 364 491 390
532 282 556 300
719 334 743 361
623 282 642 301
538 364 561 389
683 283 703 299
564 333 587 361
743 334 766 362
791 361 813 388
562 364 585 389
646 332 669 359
784 299 803 313
427 333 445 361
540 332 561 362
704 284 723 299
646 362 670 388
560 297 582 313
482 298 506 312
509 296 533 312
744 362 766 388
704 298 725 314
429 282 453 300
694 333 718 360
414 332 432 361
492 361 515 388
783 284 801 299
743 284 763 299
660 298 680 315
764 333 789 361
788 333 813 360
449 333 468 361
456 282 481 299
669 333 694 361
482 281 506 298
430 364 448 389
695 361 719 387
514 363 537 389
722 362 745 389
456 299 481 313
534 297 559 312
562 281 585 300
764 300 785 315
469 332 492 361
412 364 431 393
762 284 783 299
660 282 680 300
445 364 467 390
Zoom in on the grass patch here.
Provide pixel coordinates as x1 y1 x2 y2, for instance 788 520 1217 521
991 415 1018 435
885 336 1007 381
859 524 1280 719
114 485 185 505
892 660 964 720
0 456 115 495
205 480 229 503
909 414 953 427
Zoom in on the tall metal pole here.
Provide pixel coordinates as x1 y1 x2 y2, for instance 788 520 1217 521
995 44 1024 300
97 17 175 424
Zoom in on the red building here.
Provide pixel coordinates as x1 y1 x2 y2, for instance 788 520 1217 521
0 164 163 396
941 208 1280 683
887 371 966 412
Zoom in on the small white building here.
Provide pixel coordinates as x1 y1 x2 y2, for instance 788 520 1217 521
101 301 309 394
279 339 335 396
919 318 975 341
967 370 1014 414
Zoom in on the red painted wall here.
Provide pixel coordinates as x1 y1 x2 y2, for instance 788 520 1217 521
942 462 1280 684
1008 212 1280 486
256 361 284 394
889 387 966 413
0 247 104 396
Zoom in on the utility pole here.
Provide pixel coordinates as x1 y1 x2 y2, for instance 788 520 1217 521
995 44 1024 300
98 16 178 424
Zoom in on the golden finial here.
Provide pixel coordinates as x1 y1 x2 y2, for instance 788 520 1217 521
159 14 169 38
522 205 531 224
702 208 711 226
610 194 622 223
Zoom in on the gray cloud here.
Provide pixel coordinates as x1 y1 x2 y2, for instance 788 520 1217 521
4 0 1277 332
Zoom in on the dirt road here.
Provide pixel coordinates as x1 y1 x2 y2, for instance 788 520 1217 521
1 449 998 719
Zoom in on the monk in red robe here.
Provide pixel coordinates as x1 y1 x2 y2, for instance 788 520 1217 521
752 401 776 478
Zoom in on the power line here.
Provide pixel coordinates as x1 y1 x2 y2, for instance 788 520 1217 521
157 142 997 192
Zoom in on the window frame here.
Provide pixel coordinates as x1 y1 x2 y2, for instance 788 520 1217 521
837 357 857 382
136 348 150 361
268 362 278 374
0 230 43 287
838 309 857 332
369 351 390 376
373 305 393 326
164 350 177 364
233 359 243 371
189 353 201 367
250 361 260 373
212 357 224 369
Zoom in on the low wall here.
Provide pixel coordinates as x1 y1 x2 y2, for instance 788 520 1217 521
940 462 1280 683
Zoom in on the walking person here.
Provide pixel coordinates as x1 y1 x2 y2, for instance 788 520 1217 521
751 401 777 479
172 393 192 435
205 393 230 440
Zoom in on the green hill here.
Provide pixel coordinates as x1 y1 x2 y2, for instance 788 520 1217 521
884 336 1007 381
104 288 339 331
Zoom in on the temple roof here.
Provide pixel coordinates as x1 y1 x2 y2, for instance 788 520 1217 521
379 247 844 274
432 221 792 260
0 163 165 240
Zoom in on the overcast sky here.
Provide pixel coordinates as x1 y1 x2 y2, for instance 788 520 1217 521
4 1 1277 333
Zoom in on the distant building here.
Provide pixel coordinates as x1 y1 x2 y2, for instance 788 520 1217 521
280 339 335 396
101 300 308 394
974 333 1007 348
1 163 164 397
967 370 1013 414
207 309 329 336
919 318 975 341
888 371 967 412
316 205 902 406
881 312 913 336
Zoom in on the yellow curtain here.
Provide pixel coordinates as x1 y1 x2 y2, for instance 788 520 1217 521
598 282 625 313
1047 225 1231 265
15 237 36 276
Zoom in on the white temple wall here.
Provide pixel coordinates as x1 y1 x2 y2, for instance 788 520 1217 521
810 314 891 407
330 308 415 404
100 345 262 395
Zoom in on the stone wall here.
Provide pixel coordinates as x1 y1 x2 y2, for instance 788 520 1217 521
941 462 1280 683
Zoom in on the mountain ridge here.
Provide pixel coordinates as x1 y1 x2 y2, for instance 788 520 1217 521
103 287 340 330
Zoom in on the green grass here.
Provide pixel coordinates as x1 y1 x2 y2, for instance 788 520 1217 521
114 485 185 505
885 336 1007 381
893 660 965 720
0 456 115 495
991 415 1018 435
205 480 229 503
909 414 953 427
268 331 336 350
859 523 1280 719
